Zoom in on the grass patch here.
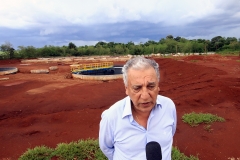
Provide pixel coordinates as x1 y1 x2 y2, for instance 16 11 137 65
182 112 225 127
172 147 199 160
18 146 54 160
216 51 240 56
19 139 198 160
19 139 107 160
190 60 198 62
203 124 213 132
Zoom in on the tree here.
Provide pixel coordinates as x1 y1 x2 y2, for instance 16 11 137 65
165 39 177 53
159 38 165 44
155 43 167 54
174 36 182 42
9 48 15 59
225 37 237 45
38 45 61 57
210 36 225 51
166 35 174 39
0 42 13 51
144 40 157 46
17 46 37 58
114 44 125 55
95 41 107 48
126 41 135 50
0 42 14 59
106 42 115 48
229 41 240 50
68 42 76 50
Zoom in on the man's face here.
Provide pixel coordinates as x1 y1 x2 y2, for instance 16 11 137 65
125 67 160 113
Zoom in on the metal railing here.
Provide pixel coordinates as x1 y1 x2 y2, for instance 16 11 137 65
70 62 113 73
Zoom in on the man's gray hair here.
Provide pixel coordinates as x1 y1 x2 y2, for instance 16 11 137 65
122 56 160 86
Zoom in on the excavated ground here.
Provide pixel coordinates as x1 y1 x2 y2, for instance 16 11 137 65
0 55 239 160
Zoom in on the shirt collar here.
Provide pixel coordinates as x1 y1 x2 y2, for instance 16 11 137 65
122 96 162 119
122 96 132 119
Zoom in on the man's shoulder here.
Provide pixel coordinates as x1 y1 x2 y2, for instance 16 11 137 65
157 95 175 107
101 96 128 118
157 95 173 101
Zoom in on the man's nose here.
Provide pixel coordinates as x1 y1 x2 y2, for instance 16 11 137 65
140 88 150 99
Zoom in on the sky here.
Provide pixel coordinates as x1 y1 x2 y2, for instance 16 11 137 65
0 0 240 48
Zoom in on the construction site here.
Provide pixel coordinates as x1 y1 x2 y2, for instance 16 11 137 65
0 55 239 160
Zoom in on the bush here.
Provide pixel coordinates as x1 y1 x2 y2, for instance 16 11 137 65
172 146 199 160
19 139 107 160
19 146 54 160
182 112 225 127
19 139 198 160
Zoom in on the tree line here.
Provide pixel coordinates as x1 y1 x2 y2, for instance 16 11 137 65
0 35 240 59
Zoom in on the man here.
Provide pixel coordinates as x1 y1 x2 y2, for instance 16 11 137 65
99 56 177 160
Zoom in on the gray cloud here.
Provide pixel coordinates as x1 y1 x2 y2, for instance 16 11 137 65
0 0 240 48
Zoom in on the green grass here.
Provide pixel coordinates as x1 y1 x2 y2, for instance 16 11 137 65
190 60 198 62
203 124 213 132
19 139 198 160
182 112 225 127
216 50 240 55
172 147 199 160
19 146 54 160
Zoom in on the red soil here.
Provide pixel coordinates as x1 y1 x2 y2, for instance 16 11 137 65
0 55 239 160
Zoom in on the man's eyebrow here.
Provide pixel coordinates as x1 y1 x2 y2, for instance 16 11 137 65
132 84 142 88
147 82 156 85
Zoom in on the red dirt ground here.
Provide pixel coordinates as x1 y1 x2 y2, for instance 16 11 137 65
0 55 239 160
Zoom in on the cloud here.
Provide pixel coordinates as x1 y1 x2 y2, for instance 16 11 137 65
0 0 239 48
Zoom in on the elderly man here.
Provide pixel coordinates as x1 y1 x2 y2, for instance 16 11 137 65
99 56 177 160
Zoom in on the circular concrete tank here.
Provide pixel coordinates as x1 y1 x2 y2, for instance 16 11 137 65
72 66 123 80
0 67 18 75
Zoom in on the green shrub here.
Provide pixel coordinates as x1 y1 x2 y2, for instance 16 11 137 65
19 139 198 160
182 112 225 127
19 146 54 160
172 146 199 160
19 139 107 160
54 142 83 160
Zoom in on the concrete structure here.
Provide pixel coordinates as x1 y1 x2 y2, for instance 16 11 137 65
72 73 123 81
0 67 18 75
30 69 49 74
72 66 123 81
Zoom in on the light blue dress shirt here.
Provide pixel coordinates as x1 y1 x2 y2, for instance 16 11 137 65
99 95 177 160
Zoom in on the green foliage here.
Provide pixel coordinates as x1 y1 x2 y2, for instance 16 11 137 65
2 35 240 59
19 139 198 160
54 142 82 159
0 51 9 59
0 42 15 59
182 112 225 127
17 46 38 58
19 146 54 160
172 146 199 160
68 42 77 49
38 45 62 57
216 49 240 55
54 140 97 159
19 139 107 160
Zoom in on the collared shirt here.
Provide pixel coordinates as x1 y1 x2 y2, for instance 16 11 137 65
99 95 177 160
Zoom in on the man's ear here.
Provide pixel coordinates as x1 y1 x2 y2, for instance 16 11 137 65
158 87 160 92
125 86 129 95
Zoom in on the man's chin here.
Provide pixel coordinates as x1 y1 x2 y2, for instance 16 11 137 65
140 104 154 111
